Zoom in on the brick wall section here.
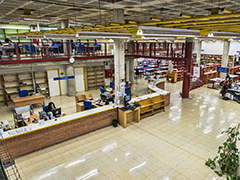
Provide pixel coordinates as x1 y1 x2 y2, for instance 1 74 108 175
165 93 170 106
156 82 165 90
0 108 117 162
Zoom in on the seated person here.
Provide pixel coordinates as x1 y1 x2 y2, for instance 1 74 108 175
101 85 114 94
45 102 56 113
220 80 231 97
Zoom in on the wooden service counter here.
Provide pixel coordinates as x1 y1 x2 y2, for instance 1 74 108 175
0 105 117 162
130 79 170 119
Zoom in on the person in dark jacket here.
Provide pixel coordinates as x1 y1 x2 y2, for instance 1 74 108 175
45 102 56 113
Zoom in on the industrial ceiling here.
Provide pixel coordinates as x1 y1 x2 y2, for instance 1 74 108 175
1 0 240 35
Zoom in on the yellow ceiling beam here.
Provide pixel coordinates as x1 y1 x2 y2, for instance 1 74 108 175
141 12 240 26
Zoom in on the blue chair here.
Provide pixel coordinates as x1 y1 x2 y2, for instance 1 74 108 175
125 87 131 95
24 44 29 55
43 105 48 112
110 82 114 88
83 100 92 110
19 90 28 97
99 87 104 94
30 45 35 55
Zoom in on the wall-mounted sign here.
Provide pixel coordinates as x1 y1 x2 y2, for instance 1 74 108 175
53 76 74 81
217 67 229 73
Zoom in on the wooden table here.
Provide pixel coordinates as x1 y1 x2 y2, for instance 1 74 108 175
12 94 45 107
118 106 140 128
23 114 39 126
76 101 104 112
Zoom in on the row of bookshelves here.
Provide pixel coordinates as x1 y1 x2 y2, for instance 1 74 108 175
193 54 234 67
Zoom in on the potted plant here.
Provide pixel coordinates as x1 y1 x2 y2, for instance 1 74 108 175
205 124 240 180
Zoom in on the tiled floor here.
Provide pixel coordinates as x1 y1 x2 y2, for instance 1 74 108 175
2 77 240 180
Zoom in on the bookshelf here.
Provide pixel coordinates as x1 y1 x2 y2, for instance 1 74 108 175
0 76 6 106
18 72 34 93
34 71 50 98
86 66 105 90
2 74 19 102
192 53 234 67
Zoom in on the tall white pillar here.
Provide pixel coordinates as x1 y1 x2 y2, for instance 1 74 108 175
113 9 125 104
220 40 230 78
61 19 70 56
126 60 129 81
114 38 125 104
129 59 134 84
66 64 75 96
194 40 202 66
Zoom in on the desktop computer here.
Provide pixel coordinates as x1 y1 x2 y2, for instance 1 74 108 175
39 111 47 120
52 108 61 118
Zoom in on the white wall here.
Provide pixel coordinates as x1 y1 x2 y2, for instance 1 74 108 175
194 40 240 55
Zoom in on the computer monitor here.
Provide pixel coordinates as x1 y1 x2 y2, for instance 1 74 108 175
52 108 61 118
124 94 131 107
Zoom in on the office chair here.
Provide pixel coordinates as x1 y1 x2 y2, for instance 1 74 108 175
110 82 114 88
30 44 36 56
19 90 28 97
24 44 30 56
83 100 92 110
43 105 48 112
99 87 104 94
125 87 131 95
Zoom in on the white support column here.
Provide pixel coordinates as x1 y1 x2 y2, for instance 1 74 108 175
129 59 134 84
221 40 230 78
66 64 75 96
61 19 70 56
195 40 202 66
126 60 130 81
114 38 125 104
113 9 125 105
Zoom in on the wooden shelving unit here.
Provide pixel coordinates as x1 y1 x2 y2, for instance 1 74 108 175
2 74 19 103
134 95 165 119
18 72 34 93
34 71 50 98
86 66 105 90
192 53 234 67
0 76 6 106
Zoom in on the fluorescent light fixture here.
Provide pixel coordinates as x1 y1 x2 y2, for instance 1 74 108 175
76 31 131 39
44 33 78 39
24 18 50 22
137 29 143 35
208 32 214 37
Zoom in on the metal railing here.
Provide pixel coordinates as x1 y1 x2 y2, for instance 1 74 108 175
0 42 185 65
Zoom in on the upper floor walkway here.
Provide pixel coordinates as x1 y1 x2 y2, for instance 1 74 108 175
0 42 184 65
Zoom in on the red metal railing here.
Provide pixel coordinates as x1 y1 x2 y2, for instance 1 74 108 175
0 42 185 65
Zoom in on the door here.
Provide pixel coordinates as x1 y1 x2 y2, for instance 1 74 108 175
47 69 60 96
74 67 85 92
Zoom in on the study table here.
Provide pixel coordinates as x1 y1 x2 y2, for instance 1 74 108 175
11 94 45 107
208 78 225 89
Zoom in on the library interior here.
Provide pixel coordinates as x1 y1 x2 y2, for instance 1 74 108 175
0 0 240 180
